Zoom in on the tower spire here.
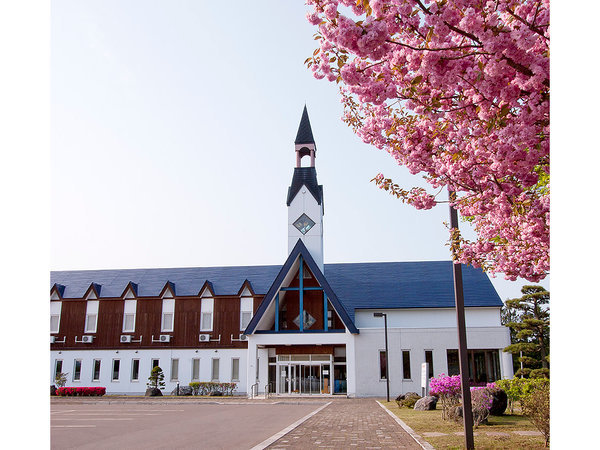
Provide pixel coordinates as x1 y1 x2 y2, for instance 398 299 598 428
295 105 315 145
294 106 316 167
288 106 324 271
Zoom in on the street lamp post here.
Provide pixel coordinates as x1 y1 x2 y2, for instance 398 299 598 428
448 190 475 450
373 312 390 402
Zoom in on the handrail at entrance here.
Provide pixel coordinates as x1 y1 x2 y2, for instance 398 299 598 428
250 382 258 399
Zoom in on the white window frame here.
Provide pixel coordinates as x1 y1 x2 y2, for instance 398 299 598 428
191 358 200 381
131 359 140 382
122 299 137 333
402 349 412 380
200 298 214 332
92 359 101 381
171 358 179 381
161 299 175 332
211 358 220 381
231 358 240 382
112 359 120 382
378 349 388 381
240 297 253 331
72 359 82 382
85 300 99 334
54 360 63 379
424 349 434 379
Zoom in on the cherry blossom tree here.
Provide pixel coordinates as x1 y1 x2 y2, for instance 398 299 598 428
305 0 549 281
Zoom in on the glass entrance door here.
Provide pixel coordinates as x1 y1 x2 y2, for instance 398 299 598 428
301 365 321 394
274 355 334 395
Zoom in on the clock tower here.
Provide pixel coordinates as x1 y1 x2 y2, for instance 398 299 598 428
287 106 324 271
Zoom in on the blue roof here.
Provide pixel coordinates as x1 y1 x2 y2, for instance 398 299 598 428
323 261 502 322
50 265 281 299
50 261 502 323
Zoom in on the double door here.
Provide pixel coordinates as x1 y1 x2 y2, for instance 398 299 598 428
278 363 330 395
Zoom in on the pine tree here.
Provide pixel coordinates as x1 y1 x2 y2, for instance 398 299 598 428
147 366 166 390
503 286 550 378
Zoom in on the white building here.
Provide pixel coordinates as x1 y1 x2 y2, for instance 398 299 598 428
50 107 513 396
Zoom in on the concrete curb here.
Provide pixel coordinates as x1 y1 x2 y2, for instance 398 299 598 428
376 400 435 450
249 401 332 450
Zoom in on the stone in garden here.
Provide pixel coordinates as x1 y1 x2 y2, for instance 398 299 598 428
413 395 438 411
488 388 508 415
145 387 163 396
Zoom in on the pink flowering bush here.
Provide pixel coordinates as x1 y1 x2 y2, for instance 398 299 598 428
430 376 504 422
306 0 549 282
55 387 106 396
429 374 462 419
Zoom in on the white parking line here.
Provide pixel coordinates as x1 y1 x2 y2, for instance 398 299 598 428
55 413 161 416
52 409 185 413
52 418 134 421
52 425 96 428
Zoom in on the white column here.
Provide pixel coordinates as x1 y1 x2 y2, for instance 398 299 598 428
345 332 357 397
246 339 257 397
501 351 514 379
257 347 269 394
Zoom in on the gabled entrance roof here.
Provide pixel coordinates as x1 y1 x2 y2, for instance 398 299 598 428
245 239 359 334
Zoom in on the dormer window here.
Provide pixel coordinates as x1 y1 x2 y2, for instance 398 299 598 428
161 299 175 333
50 302 62 334
122 299 137 333
85 300 99 333
240 297 253 331
200 298 214 332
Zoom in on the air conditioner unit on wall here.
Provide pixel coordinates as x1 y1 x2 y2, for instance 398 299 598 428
199 334 210 342
120 335 132 343
82 335 94 343
159 334 171 342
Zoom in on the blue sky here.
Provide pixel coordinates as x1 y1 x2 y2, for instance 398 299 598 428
50 0 547 302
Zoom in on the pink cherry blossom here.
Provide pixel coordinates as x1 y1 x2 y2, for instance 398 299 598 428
306 0 549 282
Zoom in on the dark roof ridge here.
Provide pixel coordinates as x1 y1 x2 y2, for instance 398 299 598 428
286 166 323 206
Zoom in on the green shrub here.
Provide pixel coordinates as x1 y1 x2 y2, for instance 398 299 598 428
187 382 237 396
522 382 550 446
496 377 548 414
188 382 200 395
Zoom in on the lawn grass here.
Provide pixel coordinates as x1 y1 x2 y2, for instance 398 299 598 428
381 401 547 449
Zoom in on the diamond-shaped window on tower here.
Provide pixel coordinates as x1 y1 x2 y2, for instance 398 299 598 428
293 214 315 235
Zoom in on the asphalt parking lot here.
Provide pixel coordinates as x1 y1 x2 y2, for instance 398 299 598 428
51 400 327 450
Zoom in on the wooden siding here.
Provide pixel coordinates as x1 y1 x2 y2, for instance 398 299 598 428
50 295 263 351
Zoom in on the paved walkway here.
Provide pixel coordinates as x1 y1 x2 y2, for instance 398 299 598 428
266 398 423 449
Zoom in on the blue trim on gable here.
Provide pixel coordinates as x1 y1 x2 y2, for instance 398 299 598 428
245 239 359 334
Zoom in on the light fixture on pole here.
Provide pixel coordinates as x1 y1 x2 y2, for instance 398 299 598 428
448 189 474 450
373 312 390 402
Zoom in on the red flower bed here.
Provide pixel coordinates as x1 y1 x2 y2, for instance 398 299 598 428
55 387 106 396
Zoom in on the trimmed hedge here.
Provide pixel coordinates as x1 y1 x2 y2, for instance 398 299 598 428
188 382 237 396
55 387 106 396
